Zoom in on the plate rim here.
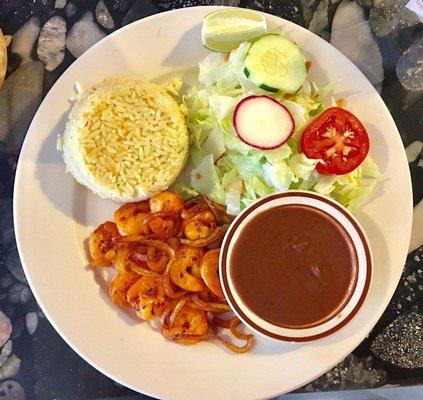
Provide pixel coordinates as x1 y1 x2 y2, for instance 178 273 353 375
13 6 413 399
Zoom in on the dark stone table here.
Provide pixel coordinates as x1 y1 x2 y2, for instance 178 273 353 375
0 0 421 398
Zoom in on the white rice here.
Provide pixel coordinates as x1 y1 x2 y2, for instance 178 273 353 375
59 77 189 202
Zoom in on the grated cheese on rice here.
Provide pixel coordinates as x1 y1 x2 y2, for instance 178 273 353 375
59 77 189 202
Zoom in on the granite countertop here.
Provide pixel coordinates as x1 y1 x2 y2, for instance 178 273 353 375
0 0 422 399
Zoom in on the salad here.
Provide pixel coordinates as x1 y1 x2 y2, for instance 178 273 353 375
176 11 379 216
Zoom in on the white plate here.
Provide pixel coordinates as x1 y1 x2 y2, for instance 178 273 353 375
14 6 412 400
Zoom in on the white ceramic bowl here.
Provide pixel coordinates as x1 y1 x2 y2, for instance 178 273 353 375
220 191 372 342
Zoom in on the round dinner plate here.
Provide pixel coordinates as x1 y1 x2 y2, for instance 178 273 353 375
14 6 412 400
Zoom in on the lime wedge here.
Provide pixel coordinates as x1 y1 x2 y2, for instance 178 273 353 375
201 9 267 52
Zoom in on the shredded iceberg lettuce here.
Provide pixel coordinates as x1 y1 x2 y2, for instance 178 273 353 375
190 154 225 204
290 153 319 180
180 42 379 215
262 161 297 191
174 183 199 200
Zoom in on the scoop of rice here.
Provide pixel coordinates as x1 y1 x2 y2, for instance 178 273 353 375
59 77 189 202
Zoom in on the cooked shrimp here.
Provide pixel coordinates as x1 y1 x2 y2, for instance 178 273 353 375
147 215 178 239
180 203 209 220
115 247 160 277
126 276 166 320
114 201 150 236
146 246 168 273
179 246 203 277
90 190 255 352
200 249 224 298
162 305 208 344
109 270 140 307
183 210 217 240
165 237 180 252
169 246 205 292
149 192 184 214
162 274 187 299
89 221 120 267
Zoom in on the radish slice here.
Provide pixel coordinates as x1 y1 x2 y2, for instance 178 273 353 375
233 95 295 150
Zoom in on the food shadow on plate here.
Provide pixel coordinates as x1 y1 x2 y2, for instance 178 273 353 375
307 214 391 351
339 119 390 212
297 48 330 88
161 23 204 69
244 334 301 356
89 32 199 88
90 260 141 327
363 121 390 175
73 185 89 226
35 108 90 225
353 211 392 300
352 120 391 210
35 108 119 228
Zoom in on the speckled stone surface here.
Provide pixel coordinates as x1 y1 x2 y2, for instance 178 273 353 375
0 0 422 398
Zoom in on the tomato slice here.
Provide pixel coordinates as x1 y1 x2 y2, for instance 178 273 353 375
300 107 370 175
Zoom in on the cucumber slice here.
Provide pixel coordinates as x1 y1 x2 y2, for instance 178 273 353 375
244 34 307 93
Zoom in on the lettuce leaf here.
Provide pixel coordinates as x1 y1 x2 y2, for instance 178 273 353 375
229 155 263 181
201 128 226 161
262 161 297 191
315 80 341 103
174 183 199 200
190 154 225 204
282 99 308 131
312 156 380 210
290 153 319 180
247 176 272 197
209 94 239 122
225 185 242 216
221 167 239 188
223 130 252 156
199 53 237 90
313 174 337 195
250 144 292 164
